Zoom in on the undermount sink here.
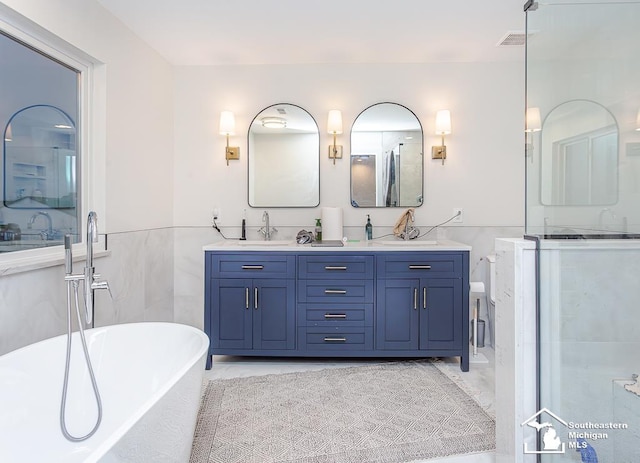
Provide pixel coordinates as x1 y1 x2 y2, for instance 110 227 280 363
374 240 438 246
234 240 292 246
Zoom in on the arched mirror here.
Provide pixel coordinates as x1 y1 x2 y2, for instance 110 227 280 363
350 102 423 207
248 103 320 207
540 100 618 205
4 105 77 209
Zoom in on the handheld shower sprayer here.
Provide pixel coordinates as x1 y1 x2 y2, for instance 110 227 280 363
64 235 73 276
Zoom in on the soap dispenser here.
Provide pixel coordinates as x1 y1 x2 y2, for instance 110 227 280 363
315 218 322 241
365 214 373 241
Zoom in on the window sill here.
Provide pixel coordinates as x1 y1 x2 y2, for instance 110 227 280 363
0 244 109 277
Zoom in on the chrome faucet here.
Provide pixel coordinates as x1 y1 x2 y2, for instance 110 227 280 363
27 211 54 240
259 211 277 240
64 212 111 325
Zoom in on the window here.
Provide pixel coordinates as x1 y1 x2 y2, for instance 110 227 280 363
1 26 82 257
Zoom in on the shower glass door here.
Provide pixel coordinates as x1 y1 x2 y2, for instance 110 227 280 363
526 1 640 461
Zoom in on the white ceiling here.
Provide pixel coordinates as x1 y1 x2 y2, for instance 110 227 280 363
95 0 526 66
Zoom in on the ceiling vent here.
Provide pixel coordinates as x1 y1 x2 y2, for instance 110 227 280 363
276 107 287 114
497 31 528 46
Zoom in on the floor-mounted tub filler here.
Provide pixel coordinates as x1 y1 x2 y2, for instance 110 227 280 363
0 321 209 463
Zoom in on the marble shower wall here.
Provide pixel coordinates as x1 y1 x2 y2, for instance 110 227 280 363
0 227 174 356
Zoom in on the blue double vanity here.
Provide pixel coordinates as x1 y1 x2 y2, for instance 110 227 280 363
204 240 470 371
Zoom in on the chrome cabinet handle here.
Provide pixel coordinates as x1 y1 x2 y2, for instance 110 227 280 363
325 289 347 295
409 265 432 270
254 287 258 310
242 265 264 270
413 288 418 310
325 266 347 270
324 313 347 319
245 287 249 309
423 287 427 309
323 337 347 342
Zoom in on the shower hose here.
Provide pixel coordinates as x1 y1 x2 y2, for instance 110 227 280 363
60 278 103 442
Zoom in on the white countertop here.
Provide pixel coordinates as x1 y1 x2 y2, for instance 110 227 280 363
203 239 471 252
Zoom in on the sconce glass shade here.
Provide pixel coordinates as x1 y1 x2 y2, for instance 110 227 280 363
219 111 236 135
4 123 12 142
636 108 640 131
435 110 451 135
327 109 343 134
525 107 542 132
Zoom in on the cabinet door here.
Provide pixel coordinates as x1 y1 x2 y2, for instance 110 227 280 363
419 278 462 350
253 279 296 350
376 279 420 350
210 279 253 349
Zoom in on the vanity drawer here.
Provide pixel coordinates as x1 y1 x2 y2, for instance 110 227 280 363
299 327 373 351
298 255 374 279
208 253 295 279
298 280 374 303
298 304 373 327
376 253 462 278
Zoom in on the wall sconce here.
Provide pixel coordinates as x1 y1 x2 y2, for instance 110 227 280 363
431 110 451 165
4 123 12 142
525 107 542 162
636 108 640 131
525 107 542 133
219 110 239 166
327 109 343 165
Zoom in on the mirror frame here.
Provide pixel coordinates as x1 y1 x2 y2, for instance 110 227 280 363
247 103 320 208
349 102 424 208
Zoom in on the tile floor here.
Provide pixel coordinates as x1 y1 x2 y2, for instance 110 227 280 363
202 346 496 463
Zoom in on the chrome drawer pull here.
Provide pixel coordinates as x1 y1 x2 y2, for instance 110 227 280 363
242 265 264 270
323 337 347 342
324 313 347 319
409 265 432 270
325 266 347 270
324 289 347 295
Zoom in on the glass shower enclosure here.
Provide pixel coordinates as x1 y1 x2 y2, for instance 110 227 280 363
525 1 640 461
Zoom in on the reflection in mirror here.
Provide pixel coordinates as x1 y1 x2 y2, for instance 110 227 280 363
350 103 423 207
4 105 77 209
248 104 320 207
540 100 618 205
1 28 81 253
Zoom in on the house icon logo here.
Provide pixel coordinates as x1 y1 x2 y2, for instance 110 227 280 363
521 408 568 454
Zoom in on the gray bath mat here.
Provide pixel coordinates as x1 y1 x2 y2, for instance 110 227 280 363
190 361 494 463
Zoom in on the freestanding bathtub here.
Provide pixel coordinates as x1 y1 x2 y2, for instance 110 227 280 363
0 322 209 463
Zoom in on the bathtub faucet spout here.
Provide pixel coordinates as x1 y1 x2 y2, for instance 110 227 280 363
84 212 111 325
